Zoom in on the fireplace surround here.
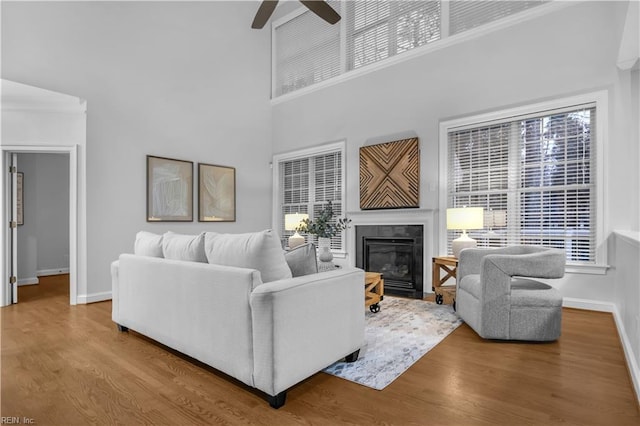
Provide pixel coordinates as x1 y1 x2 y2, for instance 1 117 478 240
355 225 423 299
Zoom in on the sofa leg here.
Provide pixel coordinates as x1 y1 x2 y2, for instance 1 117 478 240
117 324 129 332
345 349 360 363
268 391 286 409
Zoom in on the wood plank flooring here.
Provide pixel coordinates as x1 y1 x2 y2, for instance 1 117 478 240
1 275 639 425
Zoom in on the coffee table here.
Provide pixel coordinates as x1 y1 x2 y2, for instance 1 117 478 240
365 272 384 313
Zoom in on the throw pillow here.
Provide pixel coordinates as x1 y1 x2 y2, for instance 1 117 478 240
204 230 292 283
162 231 207 262
134 231 164 258
284 243 318 277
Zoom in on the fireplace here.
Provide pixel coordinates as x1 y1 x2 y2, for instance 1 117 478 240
355 225 423 299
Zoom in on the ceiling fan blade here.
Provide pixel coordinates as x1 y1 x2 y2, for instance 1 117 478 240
300 1 341 25
252 0 279 29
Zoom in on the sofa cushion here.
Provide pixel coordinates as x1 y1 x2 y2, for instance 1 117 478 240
204 230 292 283
162 232 207 262
284 243 318 277
134 231 164 258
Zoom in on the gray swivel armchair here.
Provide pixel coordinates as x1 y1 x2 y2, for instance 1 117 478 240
456 245 565 341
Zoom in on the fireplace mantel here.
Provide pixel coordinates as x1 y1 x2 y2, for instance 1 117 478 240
346 209 435 225
345 209 437 295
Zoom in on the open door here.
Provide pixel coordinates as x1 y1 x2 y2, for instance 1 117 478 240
9 153 18 303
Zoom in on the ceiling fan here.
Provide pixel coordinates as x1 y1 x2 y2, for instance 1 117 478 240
251 0 341 29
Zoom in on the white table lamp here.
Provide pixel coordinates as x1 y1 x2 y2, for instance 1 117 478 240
447 207 484 258
285 213 308 249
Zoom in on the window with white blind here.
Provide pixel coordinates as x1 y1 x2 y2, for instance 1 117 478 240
449 0 547 35
272 0 549 98
346 1 441 70
274 0 341 97
440 93 606 267
273 142 346 252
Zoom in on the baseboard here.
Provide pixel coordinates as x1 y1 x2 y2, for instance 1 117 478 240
562 297 614 312
76 291 111 304
37 267 70 277
18 277 39 286
563 297 640 404
612 305 640 405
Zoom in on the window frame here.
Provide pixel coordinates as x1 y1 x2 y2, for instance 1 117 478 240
438 91 608 274
272 140 348 256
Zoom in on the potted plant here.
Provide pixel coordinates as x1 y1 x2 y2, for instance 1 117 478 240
296 201 351 262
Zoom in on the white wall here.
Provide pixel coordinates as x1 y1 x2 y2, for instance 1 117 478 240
16 153 70 284
1 2 273 301
271 1 633 305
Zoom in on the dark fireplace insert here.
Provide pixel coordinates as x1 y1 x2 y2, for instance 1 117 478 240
355 225 423 299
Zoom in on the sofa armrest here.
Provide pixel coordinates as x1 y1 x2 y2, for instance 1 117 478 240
250 268 365 396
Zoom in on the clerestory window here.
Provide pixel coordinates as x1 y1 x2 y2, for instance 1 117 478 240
272 0 548 98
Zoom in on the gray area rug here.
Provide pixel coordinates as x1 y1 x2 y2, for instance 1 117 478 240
323 296 463 390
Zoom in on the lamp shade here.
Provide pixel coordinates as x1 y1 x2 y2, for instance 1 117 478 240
447 207 484 258
446 207 484 230
285 213 308 231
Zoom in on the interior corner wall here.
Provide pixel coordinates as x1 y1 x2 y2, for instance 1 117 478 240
271 1 630 304
1 2 273 301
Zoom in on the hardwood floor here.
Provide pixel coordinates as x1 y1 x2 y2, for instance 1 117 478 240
2 275 639 425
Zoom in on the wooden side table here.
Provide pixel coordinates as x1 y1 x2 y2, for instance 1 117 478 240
364 272 384 313
432 256 458 308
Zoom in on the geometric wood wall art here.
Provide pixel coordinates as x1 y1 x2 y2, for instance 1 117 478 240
359 137 420 210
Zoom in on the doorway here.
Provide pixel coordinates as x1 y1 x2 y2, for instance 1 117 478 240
15 152 71 302
2 145 79 306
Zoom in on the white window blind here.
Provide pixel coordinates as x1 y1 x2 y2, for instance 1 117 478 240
274 1 341 96
278 147 345 251
447 104 596 263
347 0 441 70
273 1 547 98
449 1 548 35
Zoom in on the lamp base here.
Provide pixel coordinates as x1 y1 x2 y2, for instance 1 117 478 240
452 233 477 258
288 232 305 249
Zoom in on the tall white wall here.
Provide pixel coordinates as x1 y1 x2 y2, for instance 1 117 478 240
271 1 633 304
1 2 273 301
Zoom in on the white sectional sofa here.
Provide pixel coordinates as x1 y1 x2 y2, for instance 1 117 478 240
111 230 364 408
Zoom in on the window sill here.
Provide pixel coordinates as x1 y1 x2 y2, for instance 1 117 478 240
566 263 609 275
